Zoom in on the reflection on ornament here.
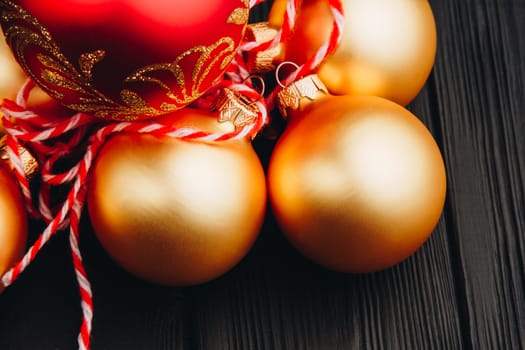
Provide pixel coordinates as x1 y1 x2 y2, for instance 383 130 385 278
87 106 267 286
0 0 250 120
0 22 75 135
0 137 28 294
267 0 288 28
0 36 26 101
268 0 437 105
269 75 446 273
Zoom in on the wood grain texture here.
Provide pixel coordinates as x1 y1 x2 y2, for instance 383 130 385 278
0 1 524 349
430 0 525 349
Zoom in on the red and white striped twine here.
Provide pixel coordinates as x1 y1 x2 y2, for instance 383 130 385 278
285 0 344 84
1 81 268 350
0 0 343 349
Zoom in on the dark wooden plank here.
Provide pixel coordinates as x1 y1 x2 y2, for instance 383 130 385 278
430 0 525 349
0 218 191 350
0 222 82 350
81 216 190 350
188 213 463 350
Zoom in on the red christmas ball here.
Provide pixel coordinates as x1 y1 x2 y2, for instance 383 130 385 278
0 0 250 120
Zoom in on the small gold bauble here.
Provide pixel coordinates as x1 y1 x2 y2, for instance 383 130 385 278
0 37 59 133
0 161 28 293
269 94 446 273
87 108 267 286
1 37 26 134
0 37 26 101
285 0 437 106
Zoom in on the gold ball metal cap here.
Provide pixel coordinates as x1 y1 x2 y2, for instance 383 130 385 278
0 134 39 179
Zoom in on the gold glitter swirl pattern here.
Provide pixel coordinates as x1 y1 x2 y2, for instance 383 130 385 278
0 0 244 120
228 8 249 25
124 37 237 107
79 50 106 81
228 0 250 25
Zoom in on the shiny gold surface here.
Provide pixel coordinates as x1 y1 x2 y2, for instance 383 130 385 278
285 0 437 106
87 109 267 286
0 162 28 292
0 35 54 133
0 36 26 104
268 95 446 273
267 0 288 28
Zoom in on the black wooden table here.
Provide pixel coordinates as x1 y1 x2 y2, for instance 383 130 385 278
1 1 524 349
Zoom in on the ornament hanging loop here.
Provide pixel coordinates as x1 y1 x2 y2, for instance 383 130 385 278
275 61 301 89
0 133 39 180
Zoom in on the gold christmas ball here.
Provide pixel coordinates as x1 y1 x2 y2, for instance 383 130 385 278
1 36 24 133
0 161 27 293
268 0 288 28
0 37 57 133
0 36 26 101
268 95 446 273
87 109 267 286
285 0 437 106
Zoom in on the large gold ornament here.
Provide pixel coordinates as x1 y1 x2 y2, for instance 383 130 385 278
269 77 446 273
87 108 267 286
283 0 437 106
0 140 28 294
